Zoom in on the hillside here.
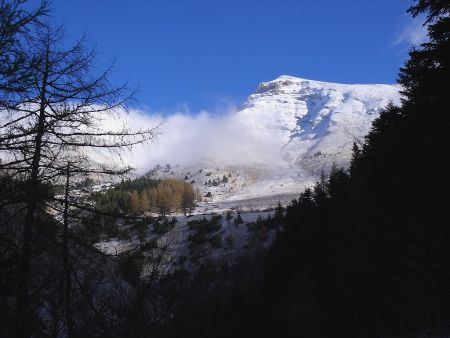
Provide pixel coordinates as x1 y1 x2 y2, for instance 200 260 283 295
146 76 402 208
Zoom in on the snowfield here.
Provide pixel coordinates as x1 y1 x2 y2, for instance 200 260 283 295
240 75 402 173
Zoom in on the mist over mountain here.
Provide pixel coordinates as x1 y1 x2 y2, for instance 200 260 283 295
114 76 401 175
114 75 402 204
118 76 401 180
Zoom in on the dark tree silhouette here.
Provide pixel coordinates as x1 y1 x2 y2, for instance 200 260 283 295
0 0 48 108
0 22 159 335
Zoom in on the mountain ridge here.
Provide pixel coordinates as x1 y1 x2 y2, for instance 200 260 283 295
236 75 401 171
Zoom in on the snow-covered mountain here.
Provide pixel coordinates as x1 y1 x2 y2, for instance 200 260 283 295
147 75 402 207
237 75 401 172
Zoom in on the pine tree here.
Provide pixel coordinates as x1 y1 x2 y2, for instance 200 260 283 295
234 212 243 225
226 210 233 224
274 201 284 221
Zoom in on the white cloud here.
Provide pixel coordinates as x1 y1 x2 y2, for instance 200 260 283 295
1 102 284 177
101 107 284 175
393 16 428 46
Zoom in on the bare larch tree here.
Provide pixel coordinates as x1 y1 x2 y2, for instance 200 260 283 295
0 23 159 335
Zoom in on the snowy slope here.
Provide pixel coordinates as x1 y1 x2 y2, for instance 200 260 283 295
237 75 402 173
147 75 402 207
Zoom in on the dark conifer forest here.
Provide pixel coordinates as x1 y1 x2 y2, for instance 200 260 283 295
1 0 449 337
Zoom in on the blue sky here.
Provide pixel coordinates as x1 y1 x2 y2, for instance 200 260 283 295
41 0 423 113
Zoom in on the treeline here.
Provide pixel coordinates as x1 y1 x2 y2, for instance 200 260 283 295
95 178 199 216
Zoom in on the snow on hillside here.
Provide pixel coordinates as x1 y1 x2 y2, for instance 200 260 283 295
239 75 402 173
95 210 277 274
93 76 402 267
146 76 402 208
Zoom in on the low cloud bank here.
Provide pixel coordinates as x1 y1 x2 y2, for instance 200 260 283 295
105 108 284 175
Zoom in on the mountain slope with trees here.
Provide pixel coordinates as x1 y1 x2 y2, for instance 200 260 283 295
160 1 450 337
233 1 450 336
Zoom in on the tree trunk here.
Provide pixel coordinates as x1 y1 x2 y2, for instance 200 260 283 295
18 45 49 337
63 161 74 337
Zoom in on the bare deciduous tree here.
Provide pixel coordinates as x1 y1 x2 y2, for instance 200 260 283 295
0 24 159 334
0 0 48 108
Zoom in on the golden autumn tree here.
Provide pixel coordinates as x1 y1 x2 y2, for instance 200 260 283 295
139 190 149 213
130 190 140 214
